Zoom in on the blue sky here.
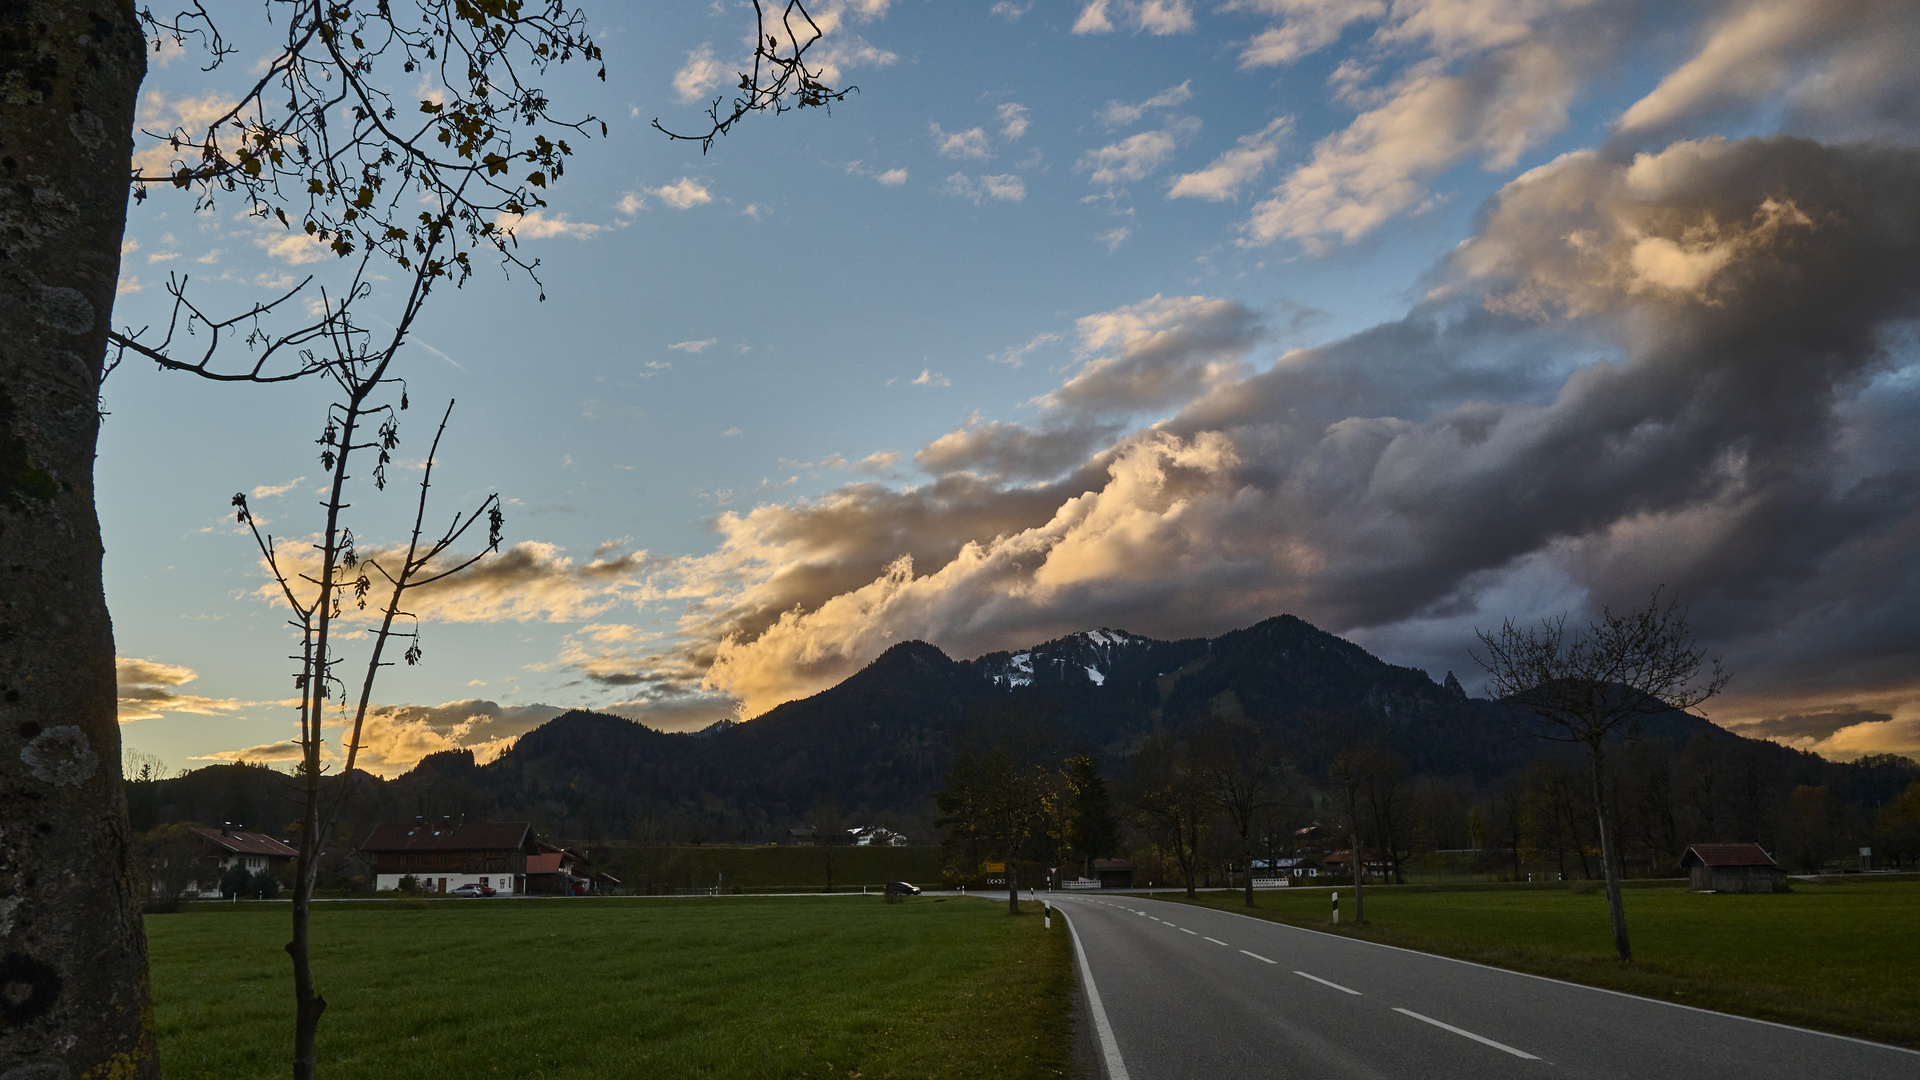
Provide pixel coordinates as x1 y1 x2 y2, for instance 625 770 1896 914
108 0 1920 774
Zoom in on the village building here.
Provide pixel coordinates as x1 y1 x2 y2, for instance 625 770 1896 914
1252 856 1322 881
360 820 540 895
1092 858 1135 889
157 826 299 898
1680 843 1790 893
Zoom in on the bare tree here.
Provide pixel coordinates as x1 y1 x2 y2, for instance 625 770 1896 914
1474 589 1729 962
1 0 853 1072
1190 718 1281 906
1327 744 1377 924
1123 733 1216 899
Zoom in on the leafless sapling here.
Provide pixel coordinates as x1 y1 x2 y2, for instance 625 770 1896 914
1473 589 1729 962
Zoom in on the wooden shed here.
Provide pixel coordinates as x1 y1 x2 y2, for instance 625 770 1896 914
1680 843 1789 893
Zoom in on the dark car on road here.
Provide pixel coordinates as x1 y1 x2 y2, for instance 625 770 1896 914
883 881 921 896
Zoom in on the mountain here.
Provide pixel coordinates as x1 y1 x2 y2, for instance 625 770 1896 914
135 613 1873 846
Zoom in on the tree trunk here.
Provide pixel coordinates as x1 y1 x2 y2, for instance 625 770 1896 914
290 755 327 1078
1589 746 1632 962
1007 860 1018 915
1350 825 1364 924
0 3 155 1076
1243 833 1255 907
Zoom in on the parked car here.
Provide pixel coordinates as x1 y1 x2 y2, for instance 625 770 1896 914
883 881 921 896
448 883 495 898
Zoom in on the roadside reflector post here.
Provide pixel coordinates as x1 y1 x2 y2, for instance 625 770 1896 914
1333 890 1340 925
1045 901 1052 930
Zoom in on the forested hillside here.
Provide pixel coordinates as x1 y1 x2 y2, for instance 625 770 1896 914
128 615 1920 879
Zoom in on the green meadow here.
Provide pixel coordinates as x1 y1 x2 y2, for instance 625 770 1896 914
146 896 1072 1079
1163 877 1920 1048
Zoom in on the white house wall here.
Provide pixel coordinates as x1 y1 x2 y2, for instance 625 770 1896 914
375 872 520 894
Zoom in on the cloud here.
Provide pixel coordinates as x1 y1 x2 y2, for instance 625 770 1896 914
1168 117 1292 201
942 173 1027 204
989 1 1032 20
998 102 1031 141
1043 294 1264 415
1228 0 1385 68
931 123 993 160
616 192 646 215
1243 38 1579 249
257 231 334 265
650 178 713 209
346 700 565 774
116 657 250 723
1073 0 1115 34
616 132 1920 737
497 210 604 240
1074 0 1194 35
674 44 725 104
256 540 657 625
1134 0 1196 35
1732 709 1895 742
194 741 303 764
1096 81 1194 128
250 477 306 499
1614 0 1920 142
132 91 238 175
669 338 719 353
994 330 1064 368
876 168 910 185
1079 117 1200 188
911 368 951 388
915 416 1117 480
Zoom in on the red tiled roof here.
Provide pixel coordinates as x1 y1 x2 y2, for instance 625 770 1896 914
360 821 531 854
525 853 564 874
1681 843 1779 868
194 827 298 858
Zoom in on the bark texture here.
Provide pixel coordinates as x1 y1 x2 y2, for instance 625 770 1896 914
0 1 153 1076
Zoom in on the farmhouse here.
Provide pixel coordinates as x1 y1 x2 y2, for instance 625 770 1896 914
361 820 539 894
1680 843 1790 893
1091 858 1135 889
1252 856 1322 880
155 826 299 898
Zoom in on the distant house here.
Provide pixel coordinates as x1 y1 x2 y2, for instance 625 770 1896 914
786 825 817 846
524 842 609 896
1092 858 1135 889
161 826 298 898
1323 850 1391 880
848 825 908 847
360 820 539 895
1680 843 1789 893
1252 856 1321 880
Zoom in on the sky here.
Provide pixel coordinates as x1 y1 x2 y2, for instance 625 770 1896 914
106 0 1920 776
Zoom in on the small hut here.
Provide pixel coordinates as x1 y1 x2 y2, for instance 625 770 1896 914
1091 859 1135 889
1680 843 1789 894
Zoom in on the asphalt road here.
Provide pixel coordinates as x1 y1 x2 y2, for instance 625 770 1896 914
1052 893 1917 1080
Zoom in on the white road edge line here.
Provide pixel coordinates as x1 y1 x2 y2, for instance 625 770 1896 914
1188 899 1920 1058
1393 1008 1539 1060
1059 904 1132 1080
1180 928 1197 934
1239 949 1276 964
1294 970 1362 995
1203 937 1230 947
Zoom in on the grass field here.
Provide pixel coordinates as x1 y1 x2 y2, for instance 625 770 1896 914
1158 878 1920 1048
147 896 1072 1079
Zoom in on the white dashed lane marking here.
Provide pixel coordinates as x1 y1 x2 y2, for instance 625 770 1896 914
1393 1009 1541 1060
1294 971 1362 995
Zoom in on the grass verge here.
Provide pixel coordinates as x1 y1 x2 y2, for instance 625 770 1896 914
147 896 1072 1079
1154 879 1920 1049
